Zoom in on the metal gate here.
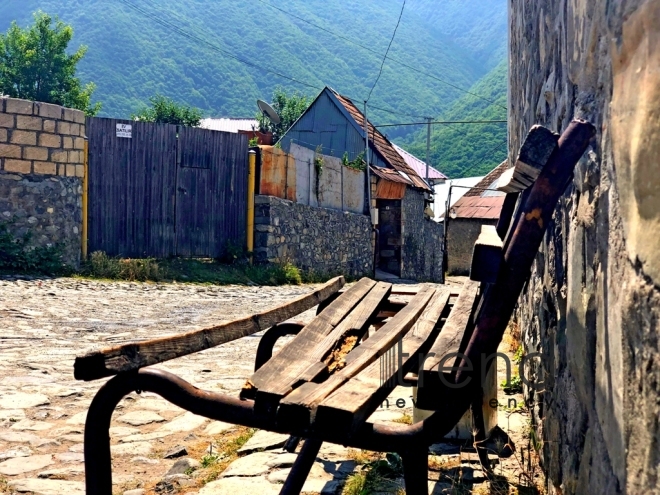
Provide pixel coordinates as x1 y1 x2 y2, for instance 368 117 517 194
87 118 248 258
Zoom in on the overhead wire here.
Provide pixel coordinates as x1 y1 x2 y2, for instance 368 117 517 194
256 0 507 111
366 0 406 103
374 119 507 127
457 140 508 178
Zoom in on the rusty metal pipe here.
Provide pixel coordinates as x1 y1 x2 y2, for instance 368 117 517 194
84 368 460 494
279 438 323 495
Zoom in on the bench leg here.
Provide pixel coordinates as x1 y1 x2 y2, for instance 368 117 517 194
279 438 323 495
400 447 429 495
471 389 492 474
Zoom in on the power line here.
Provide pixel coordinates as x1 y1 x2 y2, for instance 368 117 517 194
366 0 406 103
458 140 508 177
118 0 426 121
374 119 508 127
256 0 507 111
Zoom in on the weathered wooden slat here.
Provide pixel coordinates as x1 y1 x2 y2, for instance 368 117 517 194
497 126 559 193
309 288 451 435
74 276 345 381
242 278 377 404
416 279 480 409
276 285 435 428
469 225 504 283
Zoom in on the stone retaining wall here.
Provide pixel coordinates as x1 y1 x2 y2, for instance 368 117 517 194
0 98 85 267
254 195 372 278
510 1 660 493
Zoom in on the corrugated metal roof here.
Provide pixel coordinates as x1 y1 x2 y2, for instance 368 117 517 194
200 118 259 133
330 90 431 191
392 144 447 181
463 160 509 197
450 195 504 220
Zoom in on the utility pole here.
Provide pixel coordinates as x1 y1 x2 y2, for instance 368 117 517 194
425 117 431 184
364 101 372 221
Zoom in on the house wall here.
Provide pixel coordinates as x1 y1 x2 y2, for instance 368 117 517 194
400 188 444 283
289 143 365 214
253 195 372 279
510 1 660 493
446 218 497 276
0 98 85 267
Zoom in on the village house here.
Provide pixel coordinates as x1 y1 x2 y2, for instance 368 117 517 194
255 86 446 282
441 161 507 275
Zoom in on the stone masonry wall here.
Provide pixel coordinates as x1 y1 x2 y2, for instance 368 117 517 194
0 98 85 266
254 195 372 278
446 218 497 276
510 1 660 494
400 188 444 283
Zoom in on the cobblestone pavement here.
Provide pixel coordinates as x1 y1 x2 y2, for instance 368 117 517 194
0 276 533 495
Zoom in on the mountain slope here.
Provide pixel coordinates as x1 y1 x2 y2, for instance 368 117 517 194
395 60 508 178
0 0 501 124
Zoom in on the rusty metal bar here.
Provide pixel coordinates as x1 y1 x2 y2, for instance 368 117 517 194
279 438 323 495
254 322 305 371
84 369 455 494
400 447 429 495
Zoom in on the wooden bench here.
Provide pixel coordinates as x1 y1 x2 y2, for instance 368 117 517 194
75 120 594 495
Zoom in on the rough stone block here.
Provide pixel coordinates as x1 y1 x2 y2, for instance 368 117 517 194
63 108 85 123
37 102 62 119
6 98 34 115
70 123 81 136
0 128 6 143
0 144 22 159
63 137 73 149
50 150 68 162
4 159 31 174
57 164 66 176
74 137 85 150
34 161 56 175
39 133 61 148
23 147 49 161
16 115 43 131
0 113 14 128
75 165 84 177
43 120 56 133
68 151 81 164
10 130 37 146
65 164 76 177
57 121 72 135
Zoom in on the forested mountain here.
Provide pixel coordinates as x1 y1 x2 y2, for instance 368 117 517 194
0 0 507 178
394 60 508 178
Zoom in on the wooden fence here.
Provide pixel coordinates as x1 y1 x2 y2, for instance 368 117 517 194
87 118 248 258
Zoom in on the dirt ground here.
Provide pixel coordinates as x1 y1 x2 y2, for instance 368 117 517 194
0 275 541 495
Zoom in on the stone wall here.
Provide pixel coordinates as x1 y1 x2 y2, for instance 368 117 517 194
254 195 372 278
400 188 444 283
0 98 85 267
510 1 660 493
446 218 497 275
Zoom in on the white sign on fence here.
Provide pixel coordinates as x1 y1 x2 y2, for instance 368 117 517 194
116 124 132 138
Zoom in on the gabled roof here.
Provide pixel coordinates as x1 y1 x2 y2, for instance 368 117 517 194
392 144 447 181
327 89 431 191
450 161 508 220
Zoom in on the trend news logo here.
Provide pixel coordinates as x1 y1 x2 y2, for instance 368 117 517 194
379 339 543 391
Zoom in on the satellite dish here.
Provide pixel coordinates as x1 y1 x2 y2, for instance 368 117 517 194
257 99 281 125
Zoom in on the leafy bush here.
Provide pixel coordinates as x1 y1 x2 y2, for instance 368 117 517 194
0 223 65 274
84 251 162 281
131 94 203 127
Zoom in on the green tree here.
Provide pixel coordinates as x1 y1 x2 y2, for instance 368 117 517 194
0 12 101 115
131 94 203 127
257 87 310 142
